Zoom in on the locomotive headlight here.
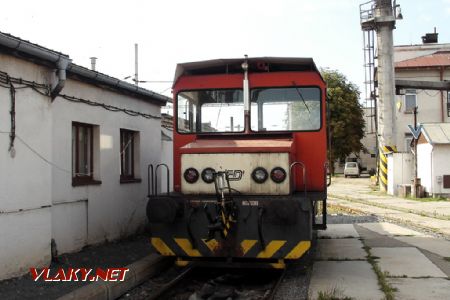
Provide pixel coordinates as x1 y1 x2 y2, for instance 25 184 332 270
252 167 268 184
184 168 199 183
201 168 216 184
270 167 287 183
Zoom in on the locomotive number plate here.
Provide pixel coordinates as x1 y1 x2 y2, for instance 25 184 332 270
242 200 259 206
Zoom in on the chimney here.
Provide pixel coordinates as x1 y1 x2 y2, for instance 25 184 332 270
422 27 438 44
90 57 97 71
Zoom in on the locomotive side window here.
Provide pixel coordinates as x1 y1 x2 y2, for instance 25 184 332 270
250 87 321 131
177 89 243 133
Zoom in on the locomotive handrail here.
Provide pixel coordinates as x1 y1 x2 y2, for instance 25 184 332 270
290 161 307 199
147 164 154 197
155 163 170 196
324 161 331 187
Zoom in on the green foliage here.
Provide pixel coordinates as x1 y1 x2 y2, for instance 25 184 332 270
321 69 366 173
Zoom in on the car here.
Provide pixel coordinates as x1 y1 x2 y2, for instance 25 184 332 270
344 162 360 178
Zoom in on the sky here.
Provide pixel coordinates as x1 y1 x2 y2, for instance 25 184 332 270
1 0 449 103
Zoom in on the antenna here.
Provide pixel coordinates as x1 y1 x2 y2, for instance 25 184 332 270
134 43 138 86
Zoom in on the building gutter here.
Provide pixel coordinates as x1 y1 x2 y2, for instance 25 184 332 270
0 32 170 105
0 32 71 100
66 64 169 105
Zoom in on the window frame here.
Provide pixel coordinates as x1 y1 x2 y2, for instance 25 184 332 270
404 89 417 114
250 85 323 133
72 122 100 187
447 91 450 117
176 88 245 134
119 129 141 184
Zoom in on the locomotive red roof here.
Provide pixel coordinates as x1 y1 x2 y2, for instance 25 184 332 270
173 57 321 86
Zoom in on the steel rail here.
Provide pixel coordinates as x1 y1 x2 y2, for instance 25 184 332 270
146 266 194 300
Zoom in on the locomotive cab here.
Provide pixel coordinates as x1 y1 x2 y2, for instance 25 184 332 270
147 57 328 268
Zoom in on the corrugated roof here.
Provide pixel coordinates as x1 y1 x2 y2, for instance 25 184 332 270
395 51 450 68
420 123 450 145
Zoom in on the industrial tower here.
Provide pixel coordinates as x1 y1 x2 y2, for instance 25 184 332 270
360 0 402 191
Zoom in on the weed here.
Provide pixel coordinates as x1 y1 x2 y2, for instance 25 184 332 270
317 287 353 300
364 246 397 300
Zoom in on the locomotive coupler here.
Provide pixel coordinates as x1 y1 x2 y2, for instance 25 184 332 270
203 170 242 241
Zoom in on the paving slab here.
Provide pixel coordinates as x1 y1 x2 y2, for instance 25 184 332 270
316 239 367 260
358 222 426 237
389 278 450 300
318 224 359 239
371 247 447 278
309 261 384 300
393 236 450 258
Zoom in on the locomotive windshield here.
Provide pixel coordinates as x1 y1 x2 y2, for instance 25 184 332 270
250 87 321 131
177 89 244 133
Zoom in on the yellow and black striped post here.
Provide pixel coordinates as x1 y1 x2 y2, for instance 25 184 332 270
379 145 397 191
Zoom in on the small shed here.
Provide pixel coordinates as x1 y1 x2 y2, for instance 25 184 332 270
417 123 450 198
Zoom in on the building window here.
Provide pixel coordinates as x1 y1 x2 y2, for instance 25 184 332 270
405 132 413 153
72 122 100 186
404 89 416 113
120 129 141 183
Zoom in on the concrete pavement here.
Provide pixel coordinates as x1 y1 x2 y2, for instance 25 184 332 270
328 177 450 238
312 177 450 299
309 222 450 300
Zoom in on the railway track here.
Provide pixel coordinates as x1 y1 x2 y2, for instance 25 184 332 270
131 264 288 300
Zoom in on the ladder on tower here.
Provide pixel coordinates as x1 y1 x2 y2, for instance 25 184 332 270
360 0 377 134
362 29 376 134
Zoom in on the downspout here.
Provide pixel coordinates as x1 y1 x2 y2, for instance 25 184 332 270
440 66 444 122
51 58 71 101
430 146 434 197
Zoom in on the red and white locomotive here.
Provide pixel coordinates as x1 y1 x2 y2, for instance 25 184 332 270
147 57 328 268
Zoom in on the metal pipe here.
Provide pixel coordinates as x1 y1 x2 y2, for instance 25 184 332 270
0 32 71 101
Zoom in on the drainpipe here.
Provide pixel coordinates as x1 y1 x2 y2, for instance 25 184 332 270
440 66 444 122
51 58 70 101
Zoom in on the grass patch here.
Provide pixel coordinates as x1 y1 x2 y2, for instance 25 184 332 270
317 287 353 300
444 257 450 262
405 196 448 202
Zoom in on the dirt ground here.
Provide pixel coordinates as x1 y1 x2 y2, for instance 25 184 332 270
0 234 153 300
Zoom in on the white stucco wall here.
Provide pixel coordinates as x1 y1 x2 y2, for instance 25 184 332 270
0 54 53 279
417 143 433 194
160 127 174 193
387 153 413 195
1 51 164 279
51 79 162 249
431 145 450 196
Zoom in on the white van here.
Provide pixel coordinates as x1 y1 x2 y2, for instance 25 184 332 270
344 162 360 178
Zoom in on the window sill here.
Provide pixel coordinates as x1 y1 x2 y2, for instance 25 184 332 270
72 179 102 187
120 178 142 184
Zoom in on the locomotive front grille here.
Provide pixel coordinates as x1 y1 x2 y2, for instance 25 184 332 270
181 152 290 195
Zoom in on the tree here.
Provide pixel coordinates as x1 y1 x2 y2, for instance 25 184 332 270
321 69 366 174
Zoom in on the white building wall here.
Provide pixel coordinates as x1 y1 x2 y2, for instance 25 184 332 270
1 52 164 279
0 54 53 279
394 69 450 153
51 79 162 249
387 153 413 195
160 127 174 193
417 143 433 194
431 145 450 196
